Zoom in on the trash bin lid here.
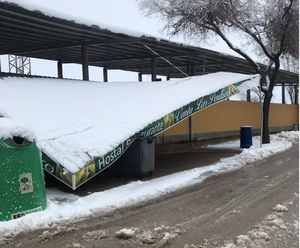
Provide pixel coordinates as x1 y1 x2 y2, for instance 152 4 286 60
0 118 35 141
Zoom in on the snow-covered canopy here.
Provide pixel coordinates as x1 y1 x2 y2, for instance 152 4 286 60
0 72 259 173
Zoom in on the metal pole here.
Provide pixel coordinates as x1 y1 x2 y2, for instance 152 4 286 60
57 60 63 79
259 86 263 148
295 85 299 130
247 90 251 102
81 45 89 81
103 67 108 82
151 57 157 82
281 83 285 104
138 72 143 82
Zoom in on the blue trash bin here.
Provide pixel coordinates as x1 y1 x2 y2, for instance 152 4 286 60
240 126 253 148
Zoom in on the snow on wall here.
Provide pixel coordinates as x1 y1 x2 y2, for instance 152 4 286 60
0 72 259 173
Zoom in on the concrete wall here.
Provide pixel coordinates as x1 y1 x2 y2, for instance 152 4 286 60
157 101 299 143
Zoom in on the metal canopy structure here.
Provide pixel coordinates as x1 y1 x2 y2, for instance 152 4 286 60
0 1 298 84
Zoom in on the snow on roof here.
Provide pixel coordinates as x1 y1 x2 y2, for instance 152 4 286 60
0 118 35 141
0 72 259 173
0 0 238 58
0 0 154 39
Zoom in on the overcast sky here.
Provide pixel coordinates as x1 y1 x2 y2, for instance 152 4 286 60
0 0 285 101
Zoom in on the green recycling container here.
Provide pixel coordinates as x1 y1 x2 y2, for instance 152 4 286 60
0 136 47 221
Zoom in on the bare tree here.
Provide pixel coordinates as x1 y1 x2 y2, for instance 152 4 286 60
138 0 299 143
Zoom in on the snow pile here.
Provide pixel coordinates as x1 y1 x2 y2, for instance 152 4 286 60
138 230 155 244
115 228 137 239
0 117 35 141
0 131 297 239
222 201 297 248
114 226 179 245
275 131 299 143
207 130 299 150
82 229 108 241
273 204 289 213
0 73 259 173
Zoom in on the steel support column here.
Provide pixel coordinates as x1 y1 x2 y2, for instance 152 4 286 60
81 45 89 81
151 57 157 82
295 85 298 105
57 60 63 79
247 90 251 102
103 67 108 82
282 83 286 104
138 72 143 82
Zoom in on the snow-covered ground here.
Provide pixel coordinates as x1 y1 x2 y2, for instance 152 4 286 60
0 72 258 173
207 131 299 150
0 131 298 240
221 199 299 248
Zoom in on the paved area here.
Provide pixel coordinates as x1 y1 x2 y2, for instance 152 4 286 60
4 144 298 248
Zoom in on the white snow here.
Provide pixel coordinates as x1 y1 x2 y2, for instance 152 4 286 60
273 204 289 213
222 198 298 248
207 131 299 151
0 131 297 239
0 0 254 62
160 231 178 244
115 228 137 239
0 117 35 141
0 0 148 39
0 72 259 173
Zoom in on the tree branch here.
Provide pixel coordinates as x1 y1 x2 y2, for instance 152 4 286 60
210 23 261 73
282 0 294 20
230 15 274 60
275 0 295 57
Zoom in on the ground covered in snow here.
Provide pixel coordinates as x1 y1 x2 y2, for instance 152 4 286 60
221 199 299 248
0 72 258 173
0 131 298 246
1 131 298 248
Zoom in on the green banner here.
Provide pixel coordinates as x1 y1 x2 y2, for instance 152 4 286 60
74 136 136 188
42 154 73 188
140 83 240 137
